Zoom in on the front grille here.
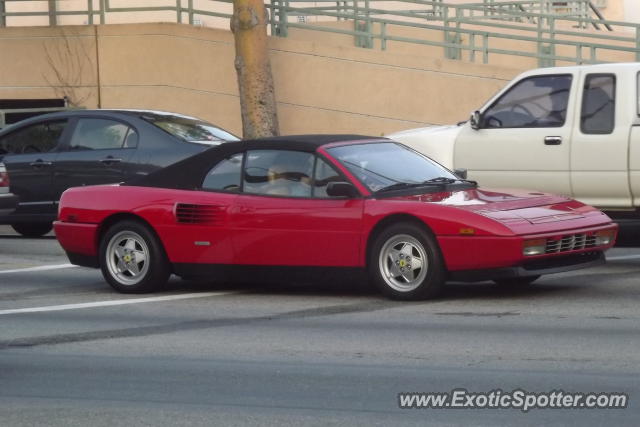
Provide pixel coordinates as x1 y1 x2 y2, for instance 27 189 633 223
175 203 224 225
545 233 597 254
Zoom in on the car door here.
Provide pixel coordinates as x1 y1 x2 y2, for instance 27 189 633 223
53 117 137 200
231 149 365 267
0 119 69 215
570 72 631 207
454 73 576 196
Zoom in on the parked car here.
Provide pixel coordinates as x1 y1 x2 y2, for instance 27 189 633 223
0 109 239 237
389 63 640 231
54 135 616 300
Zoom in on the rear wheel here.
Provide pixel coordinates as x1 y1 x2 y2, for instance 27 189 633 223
493 275 540 287
11 222 53 238
99 220 170 293
369 223 445 300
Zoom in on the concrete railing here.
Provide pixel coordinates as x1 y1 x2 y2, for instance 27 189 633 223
0 0 638 66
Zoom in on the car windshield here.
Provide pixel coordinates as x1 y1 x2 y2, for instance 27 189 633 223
141 114 239 145
327 142 461 192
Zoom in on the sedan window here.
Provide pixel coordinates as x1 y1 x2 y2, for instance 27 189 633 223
0 120 67 154
142 114 239 146
244 150 313 197
202 153 243 192
69 119 131 150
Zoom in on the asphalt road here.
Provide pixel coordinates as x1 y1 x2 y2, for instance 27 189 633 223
1 225 639 426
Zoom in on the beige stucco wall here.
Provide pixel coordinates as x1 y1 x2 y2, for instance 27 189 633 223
0 22 519 136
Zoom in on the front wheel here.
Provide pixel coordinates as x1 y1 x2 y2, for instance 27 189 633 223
369 223 445 300
11 222 52 237
99 220 170 293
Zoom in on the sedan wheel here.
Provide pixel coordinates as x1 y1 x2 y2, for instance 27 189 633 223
370 223 445 300
11 222 52 238
99 220 170 293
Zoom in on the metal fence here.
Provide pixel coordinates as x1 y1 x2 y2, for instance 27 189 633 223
0 0 638 66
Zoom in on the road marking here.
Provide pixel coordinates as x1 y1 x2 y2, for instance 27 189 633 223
0 292 233 315
607 254 640 261
0 263 78 275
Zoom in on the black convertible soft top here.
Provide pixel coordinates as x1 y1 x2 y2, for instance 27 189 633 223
125 134 384 190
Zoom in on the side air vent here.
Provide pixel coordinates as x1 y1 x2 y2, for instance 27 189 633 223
175 203 224 225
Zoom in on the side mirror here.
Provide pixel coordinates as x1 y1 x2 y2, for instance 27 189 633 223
453 168 468 179
470 110 482 130
326 181 359 198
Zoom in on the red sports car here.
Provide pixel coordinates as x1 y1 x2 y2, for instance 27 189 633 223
54 135 617 300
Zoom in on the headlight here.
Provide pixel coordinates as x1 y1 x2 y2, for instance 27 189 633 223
523 239 546 256
594 230 615 246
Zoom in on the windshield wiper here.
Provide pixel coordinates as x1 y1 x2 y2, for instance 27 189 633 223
376 177 478 194
376 181 443 193
424 176 478 186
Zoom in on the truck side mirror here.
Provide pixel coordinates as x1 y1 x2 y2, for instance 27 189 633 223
453 168 468 179
470 110 482 130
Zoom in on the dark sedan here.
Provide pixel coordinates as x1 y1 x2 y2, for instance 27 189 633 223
0 109 238 237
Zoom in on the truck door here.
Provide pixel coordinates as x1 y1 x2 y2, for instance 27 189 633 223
570 72 632 207
454 73 575 196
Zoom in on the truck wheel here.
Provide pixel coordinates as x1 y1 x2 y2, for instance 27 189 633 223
369 223 445 300
11 222 53 238
99 220 170 293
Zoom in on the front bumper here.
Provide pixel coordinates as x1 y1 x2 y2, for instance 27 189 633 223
449 251 605 282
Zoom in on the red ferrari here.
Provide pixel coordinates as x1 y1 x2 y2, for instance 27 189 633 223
54 135 616 300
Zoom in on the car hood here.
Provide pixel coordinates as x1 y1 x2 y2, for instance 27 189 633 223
388 187 611 234
387 125 462 169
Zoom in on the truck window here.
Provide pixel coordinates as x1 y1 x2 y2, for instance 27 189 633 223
482 75 572 129
581 74 615 135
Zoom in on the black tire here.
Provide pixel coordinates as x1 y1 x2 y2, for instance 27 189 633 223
368 222 446 301
493 275 540 287
11 222 53 238
99 220 171 293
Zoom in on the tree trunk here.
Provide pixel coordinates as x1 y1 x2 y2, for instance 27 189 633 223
231 0 280 139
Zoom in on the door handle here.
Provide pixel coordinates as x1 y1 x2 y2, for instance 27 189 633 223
544 136 562 145
29 160 53 168
100 157 123 165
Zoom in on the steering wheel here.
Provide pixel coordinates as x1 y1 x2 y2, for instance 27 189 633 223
510 104 535 118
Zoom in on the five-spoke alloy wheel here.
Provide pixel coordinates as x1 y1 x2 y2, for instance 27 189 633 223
369 223 445 300
99 220 170 293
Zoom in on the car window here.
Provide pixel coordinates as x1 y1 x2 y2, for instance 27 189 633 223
483 75 572 129
69 118 131 150
313 157 343 198
0 120 67 154
328 142 458 192
123 128 139 148
202 153 243 192
581 74 615 135
244 150 313 197
141 114 239 146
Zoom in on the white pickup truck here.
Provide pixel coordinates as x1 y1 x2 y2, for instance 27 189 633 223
390 62 640 227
